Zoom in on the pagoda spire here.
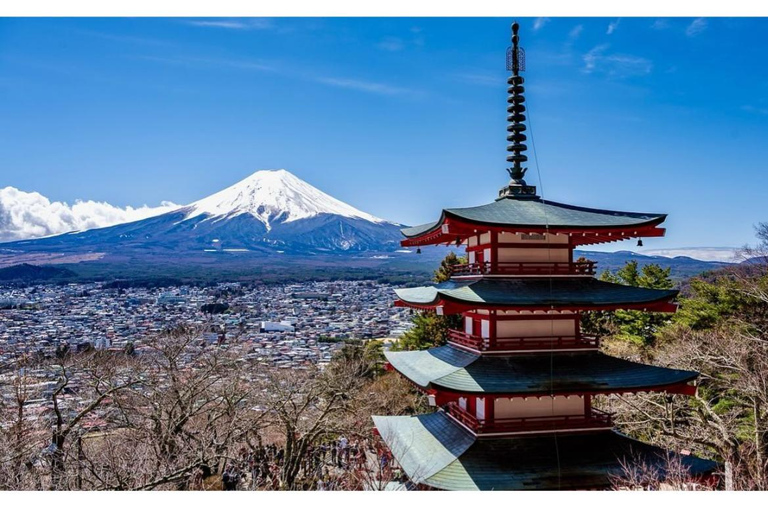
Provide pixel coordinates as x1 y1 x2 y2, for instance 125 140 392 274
499 21 538 200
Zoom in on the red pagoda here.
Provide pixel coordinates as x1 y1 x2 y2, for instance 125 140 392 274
372 22 718 490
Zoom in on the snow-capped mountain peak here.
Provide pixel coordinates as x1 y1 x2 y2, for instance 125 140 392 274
185 169 387 230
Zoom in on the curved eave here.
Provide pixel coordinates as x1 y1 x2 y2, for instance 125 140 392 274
384 346 698 396
401 204 667 248
373 412 719 491
394 296 678 314
393 279 679 314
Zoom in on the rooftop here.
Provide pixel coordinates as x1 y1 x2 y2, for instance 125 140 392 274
401 197 667 247
385 344 698 395
394 277 678 313
373 411 718 490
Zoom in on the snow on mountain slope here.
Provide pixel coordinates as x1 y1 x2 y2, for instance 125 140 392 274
185 169 387 230
1 168 404 255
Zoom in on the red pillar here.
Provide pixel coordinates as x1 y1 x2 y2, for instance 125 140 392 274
490 231 499 273
489 310 497 350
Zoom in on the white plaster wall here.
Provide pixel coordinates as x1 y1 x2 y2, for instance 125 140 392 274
496 319 575 338
497 247 570 263
479 232 491 245
464 317 473 335
498 232 570 244
494 396 585 419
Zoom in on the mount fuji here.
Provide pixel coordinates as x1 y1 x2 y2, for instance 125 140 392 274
1 170 406 260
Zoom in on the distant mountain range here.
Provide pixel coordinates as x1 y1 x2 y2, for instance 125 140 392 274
1 170 403 256
0 169 735 282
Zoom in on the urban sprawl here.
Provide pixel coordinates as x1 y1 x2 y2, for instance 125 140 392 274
0 280 413 369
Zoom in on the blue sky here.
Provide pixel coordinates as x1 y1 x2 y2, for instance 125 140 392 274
1 17 767 250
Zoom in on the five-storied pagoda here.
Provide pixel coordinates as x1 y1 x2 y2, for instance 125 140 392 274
372 22 718 490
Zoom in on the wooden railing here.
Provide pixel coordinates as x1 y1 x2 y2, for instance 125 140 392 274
447 329 599 352
451 260 596 276
445 402 614 435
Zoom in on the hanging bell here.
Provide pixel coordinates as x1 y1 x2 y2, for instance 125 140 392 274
416 248 421 254
637 239 643 247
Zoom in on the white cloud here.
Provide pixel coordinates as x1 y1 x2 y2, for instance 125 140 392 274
0 187 179 242
313 76 418 96
583 44 652 77
743 104 768 115
533 18 550 32
568 25 584 40
184 18 273 30
651 19 670 30
640 247 743 263
686 18 707 37
583 44 610 73
607 18 621 35
452 72 500 87
377 37 405 52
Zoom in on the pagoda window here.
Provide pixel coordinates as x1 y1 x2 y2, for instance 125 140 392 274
483 247 492 262
476 397 486 420
464 317 473 335
480 319 490 339
468 251 476 264
458 397 468 411
494 396 585 420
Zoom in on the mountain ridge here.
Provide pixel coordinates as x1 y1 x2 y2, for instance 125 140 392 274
0 169 403 255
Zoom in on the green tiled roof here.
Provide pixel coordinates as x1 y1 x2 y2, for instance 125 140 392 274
373 411 719 490
394 277 678 308
385 345 698 394
401 197 666 238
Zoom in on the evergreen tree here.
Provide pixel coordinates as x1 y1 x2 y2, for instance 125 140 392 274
393 252 465 351
583 260 675 346
433 252 464 283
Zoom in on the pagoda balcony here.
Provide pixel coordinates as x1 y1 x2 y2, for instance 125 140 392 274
451 260 596 277
447 329 600 352
445 402 614 436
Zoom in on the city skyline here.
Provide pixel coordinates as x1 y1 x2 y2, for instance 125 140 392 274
2 17 767 251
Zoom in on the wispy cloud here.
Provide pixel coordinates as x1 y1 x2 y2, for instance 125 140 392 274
533 18 550 32
184 18 274 31
607 18 621 35
136 55 275 73
568 25 584 40
377 37 405 52
452 72 500 87
651 19 670 30
410 26 426 47
76 30 175 47
583 44 652 77
139 53 417 97
583 44 609 73
742 104 768 115
313 76 418 96
686 18 708 37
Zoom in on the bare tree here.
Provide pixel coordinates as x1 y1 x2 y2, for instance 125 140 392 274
610 450 716 491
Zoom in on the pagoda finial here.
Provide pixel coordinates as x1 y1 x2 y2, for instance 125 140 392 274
499 21 538 200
